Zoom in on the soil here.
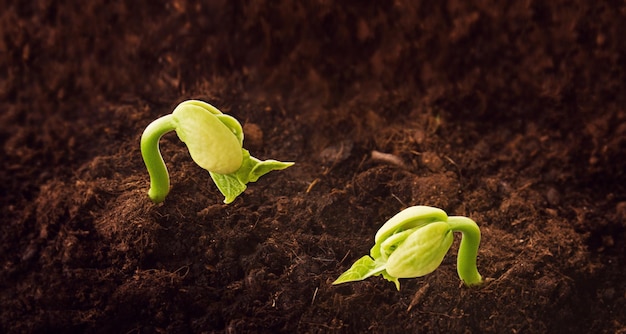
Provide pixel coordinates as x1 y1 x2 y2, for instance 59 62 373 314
1 1 625 333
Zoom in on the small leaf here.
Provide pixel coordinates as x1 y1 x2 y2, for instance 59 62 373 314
248 159 295 182
333 255 386 285
208 150 293 203
209 171 247 204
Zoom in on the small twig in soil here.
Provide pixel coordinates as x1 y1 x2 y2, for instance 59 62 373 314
371 150 406 168
311 287 319 305
407 282 430 312
306 178 320 193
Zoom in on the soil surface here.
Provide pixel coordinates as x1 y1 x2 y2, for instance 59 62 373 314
1 1 625 333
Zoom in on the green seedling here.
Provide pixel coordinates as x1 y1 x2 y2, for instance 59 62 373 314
141 100 293 204
333 205 482 290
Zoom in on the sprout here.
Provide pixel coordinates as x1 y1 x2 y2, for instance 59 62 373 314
141 100 293 204
333 206 482 290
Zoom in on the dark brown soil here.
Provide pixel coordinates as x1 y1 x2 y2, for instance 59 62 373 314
1 1 625 333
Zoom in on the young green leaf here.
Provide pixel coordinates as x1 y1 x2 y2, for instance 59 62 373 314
332 255 386 285
249 159 294 182
209 172 247 204
209 149 295 203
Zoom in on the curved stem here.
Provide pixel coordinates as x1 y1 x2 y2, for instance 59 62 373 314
447 216 483 286
140 114 177 203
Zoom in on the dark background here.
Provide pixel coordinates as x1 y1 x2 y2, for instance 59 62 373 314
1 1 624 332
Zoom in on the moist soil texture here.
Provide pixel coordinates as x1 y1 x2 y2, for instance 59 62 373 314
1 1 625 333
